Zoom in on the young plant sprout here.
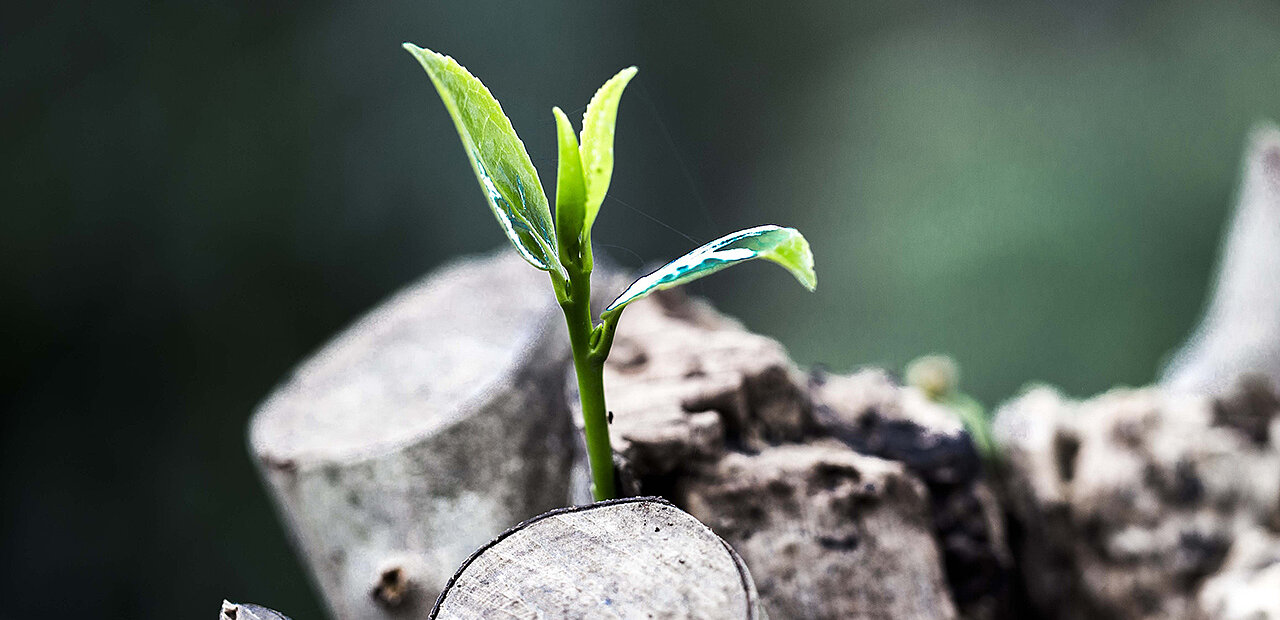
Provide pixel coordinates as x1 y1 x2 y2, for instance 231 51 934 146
404 44 817 501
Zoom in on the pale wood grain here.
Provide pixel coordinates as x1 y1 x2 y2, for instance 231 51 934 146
433 498 763 620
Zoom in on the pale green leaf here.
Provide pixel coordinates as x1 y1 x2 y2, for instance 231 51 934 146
403 43 561 275
579 67 637 236
602 225 815 317
553 106 587 263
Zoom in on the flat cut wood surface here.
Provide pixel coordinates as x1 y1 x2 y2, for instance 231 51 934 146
433 498 763 620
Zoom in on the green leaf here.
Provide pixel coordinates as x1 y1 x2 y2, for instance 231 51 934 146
403 43 562 275
579 67 637 236
553 106 587 264
943 392 998 462
602 225 815 317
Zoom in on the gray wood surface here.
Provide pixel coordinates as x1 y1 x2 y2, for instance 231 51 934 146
1164 123 1280 394
432 498 764 620
220 601 292 620
250 251 580 620
567 291 976 619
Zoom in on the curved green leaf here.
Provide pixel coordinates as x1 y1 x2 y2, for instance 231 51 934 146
602 225 815 318
579 67 637 236
553 106 587 264
403 43 561 275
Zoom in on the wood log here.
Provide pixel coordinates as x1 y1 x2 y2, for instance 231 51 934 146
249 251 582 619
219 601 292 620
431 498 764 619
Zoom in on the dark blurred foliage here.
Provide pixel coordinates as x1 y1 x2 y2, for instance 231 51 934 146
2 1 1278 617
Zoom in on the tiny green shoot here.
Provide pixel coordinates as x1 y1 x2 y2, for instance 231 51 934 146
404 44 816 501
905 354 997 461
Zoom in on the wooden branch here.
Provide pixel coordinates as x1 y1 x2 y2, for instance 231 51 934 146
431 498 764 619
249 252 583 619
1163 122 1280 395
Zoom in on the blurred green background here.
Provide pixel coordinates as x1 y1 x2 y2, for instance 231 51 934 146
3 1 1279 617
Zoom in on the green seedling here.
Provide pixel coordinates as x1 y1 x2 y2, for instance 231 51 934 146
905 354 997 461
404 44 816 500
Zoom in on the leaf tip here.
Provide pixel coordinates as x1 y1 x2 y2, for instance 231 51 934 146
552 106 580 145
401 42 434 58
787 228 818 291
800 270 817 291
609 66 639 93
402 44 455 71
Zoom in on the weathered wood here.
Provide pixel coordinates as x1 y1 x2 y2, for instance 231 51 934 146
241 125 1280 620
251 250 999 619
683 442 958 620
432 498 764 619
250 251 582 620
1197 527 1280 620
220 601 292 620
567 291 1006 619
993 382 1280 619
1163 122 1280 395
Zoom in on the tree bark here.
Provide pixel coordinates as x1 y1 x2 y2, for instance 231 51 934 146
566 291 1001 619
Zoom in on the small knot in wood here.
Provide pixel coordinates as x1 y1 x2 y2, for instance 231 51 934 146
372 566 411 608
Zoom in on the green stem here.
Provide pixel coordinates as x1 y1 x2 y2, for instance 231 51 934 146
559 264 617 501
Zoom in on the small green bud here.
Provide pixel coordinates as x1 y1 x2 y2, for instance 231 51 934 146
905 354 959 401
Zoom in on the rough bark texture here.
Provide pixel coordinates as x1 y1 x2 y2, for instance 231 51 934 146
569 291 1011 619
1163 123 1280 395
431 498 764 619
811 371 1012 620
250 252 582 620
1197 527 1280 620
682 442 955 620
993 380 1280 620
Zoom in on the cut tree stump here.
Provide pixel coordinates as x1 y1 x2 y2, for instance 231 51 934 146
431 497 764 620
250 252 589 620
220 601 292 620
